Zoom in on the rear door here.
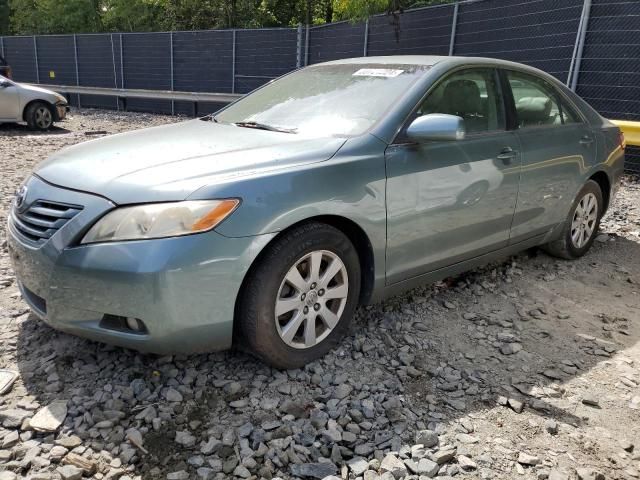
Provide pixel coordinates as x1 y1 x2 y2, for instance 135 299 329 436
385 67 521 284
502 69 597 242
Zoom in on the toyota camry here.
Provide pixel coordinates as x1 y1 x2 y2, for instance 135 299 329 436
7 56 625 368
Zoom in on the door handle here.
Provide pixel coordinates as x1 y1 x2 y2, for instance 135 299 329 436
580 135 594 145
497 147 518 163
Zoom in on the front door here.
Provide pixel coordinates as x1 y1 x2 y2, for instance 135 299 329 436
385 68 521 285
0 80 20 121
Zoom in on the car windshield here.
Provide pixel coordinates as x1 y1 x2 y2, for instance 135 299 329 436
215 63 430 137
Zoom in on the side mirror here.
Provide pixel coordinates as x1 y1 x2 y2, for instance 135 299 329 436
406 113 465 142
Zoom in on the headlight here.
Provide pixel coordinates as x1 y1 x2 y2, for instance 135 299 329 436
81 199 239 244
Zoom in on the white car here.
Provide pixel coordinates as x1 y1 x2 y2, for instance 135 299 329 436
0 75 69 130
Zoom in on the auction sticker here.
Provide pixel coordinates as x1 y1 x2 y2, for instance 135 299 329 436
353 68 404 78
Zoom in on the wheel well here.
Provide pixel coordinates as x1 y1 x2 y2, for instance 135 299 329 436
239 216 375 307
310 215 375 304
22 100 53 122
589 171 611 213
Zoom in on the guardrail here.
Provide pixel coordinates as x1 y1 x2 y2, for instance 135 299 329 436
32 84 243 112
612 121 640 148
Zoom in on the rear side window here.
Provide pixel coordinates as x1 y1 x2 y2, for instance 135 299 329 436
559 99 581 124
416 68 505 134
506 70 568 129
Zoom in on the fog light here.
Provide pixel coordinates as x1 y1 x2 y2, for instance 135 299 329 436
126 317 144 332
100 314 148 335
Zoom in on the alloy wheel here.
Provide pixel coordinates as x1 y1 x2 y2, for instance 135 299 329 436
570 192 598 249
275 250 348 349
35 106 52 129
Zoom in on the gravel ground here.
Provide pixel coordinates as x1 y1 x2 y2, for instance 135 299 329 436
0 110 639 480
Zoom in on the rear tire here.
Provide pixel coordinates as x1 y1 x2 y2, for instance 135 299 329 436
237 222 361 369
25 102 54 131
542 180 603 259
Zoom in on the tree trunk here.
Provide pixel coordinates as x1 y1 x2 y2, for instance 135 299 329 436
324 1 333 24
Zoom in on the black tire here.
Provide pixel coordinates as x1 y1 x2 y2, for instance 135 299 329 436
25 102 54 131
237 222 361 369
542 180 603 260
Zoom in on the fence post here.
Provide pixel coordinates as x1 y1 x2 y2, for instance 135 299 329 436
33 35 40 83
73 34 81 108
231 30 236 94
363 19 369 57
570 0 592 92
296 24 303 68
567 0 587 86
169 32 175 115
304 24 310 66
120 33 126 111
0 37 4 59
110 34 119 110
449 2 459 56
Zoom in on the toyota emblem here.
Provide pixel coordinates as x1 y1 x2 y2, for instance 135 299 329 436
15 185 27 210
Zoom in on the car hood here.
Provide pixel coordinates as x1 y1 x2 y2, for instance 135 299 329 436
35 119 347 204
19 83 65 102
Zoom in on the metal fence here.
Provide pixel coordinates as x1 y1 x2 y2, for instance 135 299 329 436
0 0 638 171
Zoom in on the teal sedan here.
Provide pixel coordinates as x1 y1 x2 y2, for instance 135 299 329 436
7 56 625 369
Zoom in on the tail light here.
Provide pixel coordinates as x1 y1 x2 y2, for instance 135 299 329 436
619 131 626 150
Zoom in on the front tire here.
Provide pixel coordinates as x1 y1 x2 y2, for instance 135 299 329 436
543 180 603 259
237 222 361 369
25 102 54 131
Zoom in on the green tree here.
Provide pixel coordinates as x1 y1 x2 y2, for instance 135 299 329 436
9 0 101 34
101 0 167 32
333 0 455 22
0 0 10 35
4 0 457 35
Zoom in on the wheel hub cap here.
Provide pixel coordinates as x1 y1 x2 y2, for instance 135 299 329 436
35 107 52 129
570 192 598 249
275 250 349 350
305 290 318 307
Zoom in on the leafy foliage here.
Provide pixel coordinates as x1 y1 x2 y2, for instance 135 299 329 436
5 0 455 34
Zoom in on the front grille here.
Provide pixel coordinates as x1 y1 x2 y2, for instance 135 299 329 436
11 200 82 244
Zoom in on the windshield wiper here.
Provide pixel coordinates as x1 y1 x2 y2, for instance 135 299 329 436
233 121 297 134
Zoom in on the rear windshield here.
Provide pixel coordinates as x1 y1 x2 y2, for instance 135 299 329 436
215 63 430 137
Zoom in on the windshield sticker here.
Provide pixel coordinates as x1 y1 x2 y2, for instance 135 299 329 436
353 68 404 78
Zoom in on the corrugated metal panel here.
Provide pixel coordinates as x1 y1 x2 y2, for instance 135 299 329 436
368 5 455 56
454 0 584 81
308 22 366 64
235 28 298 93
2 36 38 82
122 33 172 114
76 34 119 109
576 0 640 122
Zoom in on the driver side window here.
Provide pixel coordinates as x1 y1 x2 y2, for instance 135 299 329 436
416 68 506 135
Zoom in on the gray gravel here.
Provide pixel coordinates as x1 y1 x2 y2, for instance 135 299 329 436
1 110 640 480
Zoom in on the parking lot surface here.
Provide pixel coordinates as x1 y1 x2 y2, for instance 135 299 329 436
1 110 639 480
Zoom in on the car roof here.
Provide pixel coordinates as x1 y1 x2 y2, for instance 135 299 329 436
318 55 546 73
319 55 446 66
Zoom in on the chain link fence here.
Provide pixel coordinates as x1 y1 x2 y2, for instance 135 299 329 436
0 0 638 171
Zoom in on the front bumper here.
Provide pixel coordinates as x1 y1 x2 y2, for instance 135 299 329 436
7 175 275 354
54 104 69 121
